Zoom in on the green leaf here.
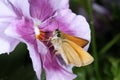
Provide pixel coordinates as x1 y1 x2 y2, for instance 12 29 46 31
73 67 86 80
109 57 120 80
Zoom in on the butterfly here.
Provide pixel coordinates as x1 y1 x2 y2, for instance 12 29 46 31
51 29 94 67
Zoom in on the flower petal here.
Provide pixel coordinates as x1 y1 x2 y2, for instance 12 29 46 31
4 17 45 80
44 51 76 80
0 0 17 32
40 9 90 50
0 36 19 54
49 0 69 10
26 43 42 80
29 0 69 21
5 17 36 44
7 0 30 17
0 22 19 54
0 0 16 18
41 9 90 40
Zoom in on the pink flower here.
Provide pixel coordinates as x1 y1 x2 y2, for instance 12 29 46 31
0 0 90 80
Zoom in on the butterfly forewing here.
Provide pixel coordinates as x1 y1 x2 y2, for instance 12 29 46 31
61 32 89 48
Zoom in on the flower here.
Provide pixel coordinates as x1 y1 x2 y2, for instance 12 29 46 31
0 0 90 80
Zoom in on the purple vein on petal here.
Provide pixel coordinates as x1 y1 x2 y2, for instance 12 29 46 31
29 0 55 21
0 0 21 18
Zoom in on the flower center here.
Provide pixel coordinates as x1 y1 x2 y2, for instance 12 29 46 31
33 18 41 27
33 18 41 35
33 18 45 41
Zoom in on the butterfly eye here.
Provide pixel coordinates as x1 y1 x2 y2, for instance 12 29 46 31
57 33 61 37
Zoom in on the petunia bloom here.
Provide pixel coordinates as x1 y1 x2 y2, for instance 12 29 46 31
0 0 91 80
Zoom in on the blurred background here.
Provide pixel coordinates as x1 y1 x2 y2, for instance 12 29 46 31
0 0 120 80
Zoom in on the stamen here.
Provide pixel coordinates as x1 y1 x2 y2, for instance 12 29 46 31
33 18 51 42
36 30 45 41
34 26 40 36
33 18 42 40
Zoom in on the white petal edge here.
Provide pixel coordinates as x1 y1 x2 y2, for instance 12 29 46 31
0 37 19 54
26 43 42 80
8 0 31 17
46 68 76 80
50 0 69 10
0 0 16 18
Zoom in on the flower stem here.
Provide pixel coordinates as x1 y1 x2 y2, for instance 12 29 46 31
86 0 101 80
99 33 120 55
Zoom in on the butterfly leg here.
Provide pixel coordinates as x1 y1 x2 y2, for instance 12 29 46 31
47 37 52 45
54 50 60 55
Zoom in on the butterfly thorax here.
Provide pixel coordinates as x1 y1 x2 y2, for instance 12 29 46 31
51 29 65 50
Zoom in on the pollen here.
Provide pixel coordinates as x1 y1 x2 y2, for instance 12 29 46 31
34 26 40 36
35 27 45 41
33 18 45 41
36 30 45 41
33 19 45 41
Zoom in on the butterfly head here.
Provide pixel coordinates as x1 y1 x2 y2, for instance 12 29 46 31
53 29 61 38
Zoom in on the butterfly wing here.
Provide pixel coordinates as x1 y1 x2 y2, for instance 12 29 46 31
61 32 89 48
61 40 82 66
61 39 94 67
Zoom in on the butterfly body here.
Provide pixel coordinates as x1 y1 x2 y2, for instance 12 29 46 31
51 29 94 67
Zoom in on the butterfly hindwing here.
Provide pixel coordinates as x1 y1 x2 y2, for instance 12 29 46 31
61 39 94 67
61 40 82 66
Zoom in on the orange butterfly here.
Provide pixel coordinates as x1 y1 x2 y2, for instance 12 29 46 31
51 29 94 67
